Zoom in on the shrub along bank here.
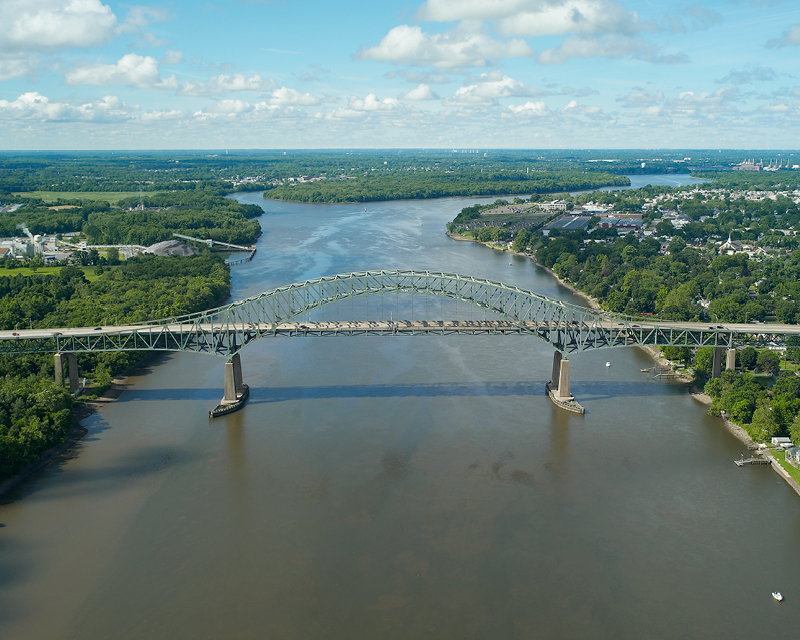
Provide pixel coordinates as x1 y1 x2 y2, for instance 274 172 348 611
0 253 231 481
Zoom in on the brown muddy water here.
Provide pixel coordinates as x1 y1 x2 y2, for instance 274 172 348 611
1 191 799 639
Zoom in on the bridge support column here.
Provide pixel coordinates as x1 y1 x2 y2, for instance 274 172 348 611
211 353 249 418
551 351 563 394
726 348 736 372
55 353 79 393
546 351 583 413
712 347 724 379
54 353 64 388
67 354 79 394
557 359 573 401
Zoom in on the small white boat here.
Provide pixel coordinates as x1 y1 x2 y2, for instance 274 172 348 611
605 362 611 368
772 591 783 602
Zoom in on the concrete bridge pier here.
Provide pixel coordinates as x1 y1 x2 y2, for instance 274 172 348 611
210 353 249 418
546 351 584 414
550 351 563 394
712 347 725 378
54 353 79 393
726 348 736 371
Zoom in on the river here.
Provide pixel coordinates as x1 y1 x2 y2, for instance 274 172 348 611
1 176 799 639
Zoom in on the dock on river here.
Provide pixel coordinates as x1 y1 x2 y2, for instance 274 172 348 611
735 457 772 467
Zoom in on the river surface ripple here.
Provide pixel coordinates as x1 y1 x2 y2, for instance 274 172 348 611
1 178 799 639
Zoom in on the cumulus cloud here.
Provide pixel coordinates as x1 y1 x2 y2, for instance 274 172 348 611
193 99 311 121
65 55 277 96
141 109 184 122
65 53 176 89
0 0 118 52
562 99 602 115
0 57 37 81
400 84 438 100
268 86 319 105
357 24 534 68
418 0 647 37
715 66 776 85
663 87 741 119
507 100 549 116
761 101 791 113
0 91 132 122
539 34 688 64
179 74 275 96
348 93 401 111
445 71 545 105
767 24 800 48
617 89 664 108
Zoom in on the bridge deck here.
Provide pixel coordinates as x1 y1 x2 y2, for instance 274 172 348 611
2 319 798 342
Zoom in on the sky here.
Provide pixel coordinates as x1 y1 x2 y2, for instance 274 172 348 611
0 0 798 150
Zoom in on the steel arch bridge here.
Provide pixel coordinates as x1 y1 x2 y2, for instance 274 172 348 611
1 270 799 358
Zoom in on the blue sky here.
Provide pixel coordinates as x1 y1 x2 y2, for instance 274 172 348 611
0 0 798 149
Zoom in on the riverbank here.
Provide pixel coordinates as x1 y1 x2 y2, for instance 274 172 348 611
0 354 162 500
445 231 789 463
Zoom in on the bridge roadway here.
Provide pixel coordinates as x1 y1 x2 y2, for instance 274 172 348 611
1 318 799 346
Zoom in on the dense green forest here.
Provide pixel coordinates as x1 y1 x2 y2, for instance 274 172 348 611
262 170 630 203
0 254 230 481
0 190 262 246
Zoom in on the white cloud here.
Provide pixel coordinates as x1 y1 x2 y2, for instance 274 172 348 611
65 53 176 89
0 91 132 122
562 99 601 114
663 87 741 119
268 86 319 106
617 89 664 108
199 99 254 116
66 55 277 96
539 34 688 64
348 93 401 111
357 24 534 68
715 66 776 85
418 0 647 37
178 74 274 96
446 71 545 105
0 57 37 81
508 100 549 115
0 0 118 52
767 24 800 48
141 109 184 122
401 84 438 100
761 101 790 113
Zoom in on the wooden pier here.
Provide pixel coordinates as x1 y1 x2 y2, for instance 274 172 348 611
734 457 772 467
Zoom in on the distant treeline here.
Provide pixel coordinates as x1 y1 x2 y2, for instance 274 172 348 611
263 171 630 203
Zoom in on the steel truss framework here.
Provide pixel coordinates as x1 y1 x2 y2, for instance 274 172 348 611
0 270 796 357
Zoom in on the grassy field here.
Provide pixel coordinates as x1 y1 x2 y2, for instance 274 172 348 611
0 266 110 282
13 191 164 204
772 449 800 484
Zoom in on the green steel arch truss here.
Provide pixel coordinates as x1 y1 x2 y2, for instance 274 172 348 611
0 269 794 357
